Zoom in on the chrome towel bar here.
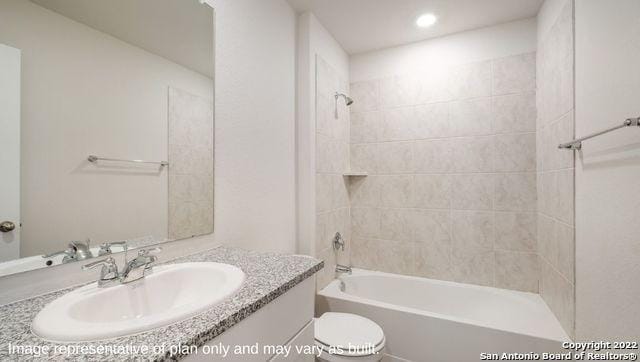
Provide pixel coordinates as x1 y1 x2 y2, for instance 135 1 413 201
87 155 169 166
558 117 640 150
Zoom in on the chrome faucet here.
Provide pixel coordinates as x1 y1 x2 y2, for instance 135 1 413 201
82 246 162 287
43 240 93 263
120 248 161 284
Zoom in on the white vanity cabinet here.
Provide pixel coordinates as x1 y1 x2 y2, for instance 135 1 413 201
185 276 316 361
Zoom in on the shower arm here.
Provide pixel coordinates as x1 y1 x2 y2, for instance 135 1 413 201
334 92 354 119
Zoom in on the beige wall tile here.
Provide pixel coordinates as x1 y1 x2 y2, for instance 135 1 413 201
452 210 495 252
451 174 494 210
351 238 375 270
448 98 492 137
540 257 574 337
377 240 416 275
349 175 380 207
351 80 379 113
495 212 537 252
415 240 453 280
451 249 495 287
448 60 492 100
495 172 537 211
492 53 536 95
494 133 536 172
379 208 414 242
345 52 539 295
378 141 414 174
492 92 537 134
314 57 351 291
332 175 349 209
414 103 450 138
495 251 539 292
350 143 378 173
555 169 574 225
351 238 415 275
351 111 383 143
414 209 451 243
536 0 575 338
351 207 381 239
316 247 337 291
415 67 452 104
315 212 330 254
537 214 556 264
332 208 351 242
413 139 454 173
379 175 413 207
380 75 421 108
168 88 214 240
539 171 557 216
556 222 575 283
316 174 333 213
382 107 418 141
451 136 494 172
316 134 332 173
542 112 574 171
413 175 451 209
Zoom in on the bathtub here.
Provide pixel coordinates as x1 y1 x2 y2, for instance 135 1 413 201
316 269 569 362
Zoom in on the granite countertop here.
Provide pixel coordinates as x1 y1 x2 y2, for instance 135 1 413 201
0 246 323 361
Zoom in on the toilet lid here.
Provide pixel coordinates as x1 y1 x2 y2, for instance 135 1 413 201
314 312 385 357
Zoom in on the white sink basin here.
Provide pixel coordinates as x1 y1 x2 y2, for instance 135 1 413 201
32 262 245 342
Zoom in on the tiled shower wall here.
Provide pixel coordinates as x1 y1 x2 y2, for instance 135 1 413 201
168 87 214 240
315 57 350 290
348 53 539 292
536 0 575 337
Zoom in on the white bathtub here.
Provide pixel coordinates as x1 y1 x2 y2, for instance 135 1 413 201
316 269 569 362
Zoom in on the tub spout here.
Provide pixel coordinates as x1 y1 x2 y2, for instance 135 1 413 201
335 264 352 275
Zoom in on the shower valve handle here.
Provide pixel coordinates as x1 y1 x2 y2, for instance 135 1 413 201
333 232 345 251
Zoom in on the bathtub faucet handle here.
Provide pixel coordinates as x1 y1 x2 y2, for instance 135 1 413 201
333 232 345 251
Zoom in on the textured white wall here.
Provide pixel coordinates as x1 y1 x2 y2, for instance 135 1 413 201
212 0 298 253
575 0 640 340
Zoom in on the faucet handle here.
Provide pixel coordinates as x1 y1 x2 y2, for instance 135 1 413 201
137 247 162 268
99 240 128 256
138 246 162 257
146 246 162 253
82 257 116 270
332 232 345 251
82 257 119 287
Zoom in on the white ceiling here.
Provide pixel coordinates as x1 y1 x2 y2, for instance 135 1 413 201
31 0 214 77
287 0 544 54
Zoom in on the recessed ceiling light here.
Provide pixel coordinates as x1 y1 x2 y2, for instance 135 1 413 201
416 13 437 28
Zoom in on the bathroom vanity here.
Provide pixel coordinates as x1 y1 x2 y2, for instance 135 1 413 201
0 247 322 361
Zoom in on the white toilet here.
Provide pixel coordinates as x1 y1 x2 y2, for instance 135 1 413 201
314 312 386 362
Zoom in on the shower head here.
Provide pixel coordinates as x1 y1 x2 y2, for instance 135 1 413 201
335 92 354 106
334 92 354 118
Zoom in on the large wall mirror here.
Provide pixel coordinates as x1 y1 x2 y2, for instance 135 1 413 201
0 0 215 277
